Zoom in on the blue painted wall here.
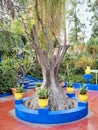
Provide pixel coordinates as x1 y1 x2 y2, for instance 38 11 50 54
15 99 88 124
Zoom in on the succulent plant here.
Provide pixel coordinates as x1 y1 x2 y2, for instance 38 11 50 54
79 84 88 95
37 88 49 99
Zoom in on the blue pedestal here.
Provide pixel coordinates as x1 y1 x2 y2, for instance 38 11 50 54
83 74 93 83
66 93 75 98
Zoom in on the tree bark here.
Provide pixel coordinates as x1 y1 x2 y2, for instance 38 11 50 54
24 66 76 110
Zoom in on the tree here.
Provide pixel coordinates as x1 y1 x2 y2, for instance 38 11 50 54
23 0 75 111
88 0 98 38
0 0 75 110
67 0 85 42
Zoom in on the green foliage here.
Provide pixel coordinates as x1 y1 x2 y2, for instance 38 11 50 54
27 63 42 79
91 23 98 38
67 0 84 42
79 84 88 95
0 32 22 56
18 0 34 8
69 75 86 83
11 19 26 35
15 84 26 93
0 60 18 94
87 37 98 46
88 1 98 38
36 82 41 88
0 0 98 88
11 55 34 79
39 31 49 50
67 80 73 88
59 39 98 84
28 19 36 30
37 88 49 99
40 0 66 16
22 56 33 73
11 13 36 36
74 67 84 75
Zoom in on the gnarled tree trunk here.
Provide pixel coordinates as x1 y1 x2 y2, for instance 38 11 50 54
24 63 75 110
24 0 77 110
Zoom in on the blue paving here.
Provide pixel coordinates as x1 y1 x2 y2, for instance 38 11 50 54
19 75 43 89
19 75 98 91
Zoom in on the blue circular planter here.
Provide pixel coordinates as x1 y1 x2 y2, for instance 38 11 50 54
15 97 88 124
0 92 12 98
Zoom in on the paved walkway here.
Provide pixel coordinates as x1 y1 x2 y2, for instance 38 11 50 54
0 90 98 130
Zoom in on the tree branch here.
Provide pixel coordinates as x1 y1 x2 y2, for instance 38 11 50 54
52 32 60 45
35 0 54 64
54 30 70 69
31 25 50 70
0 29 23 37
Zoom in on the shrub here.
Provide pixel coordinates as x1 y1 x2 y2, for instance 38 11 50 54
27 63 42 79
0 60 18 94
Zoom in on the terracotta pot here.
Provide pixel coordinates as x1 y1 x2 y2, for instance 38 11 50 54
11 88 17 95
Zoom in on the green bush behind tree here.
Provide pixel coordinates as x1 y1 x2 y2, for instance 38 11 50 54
0 59 18 94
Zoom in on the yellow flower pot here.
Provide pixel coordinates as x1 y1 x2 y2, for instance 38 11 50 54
85 66 91 74
78 94 88 102
38 98 48 108
67 87 74 93
36 87 40 91
14 92 24 100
